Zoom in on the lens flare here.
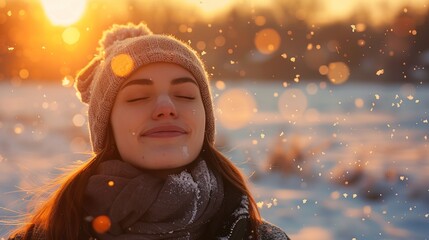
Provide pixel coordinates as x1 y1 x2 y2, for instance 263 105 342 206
92 215 111 234
62 27 80 45
327 62 350 84
72 114 85 127
14 123 24 135
111 54 135 77
19 69 29 79
254 28 281 55
278 88 308 120
216 88 256 129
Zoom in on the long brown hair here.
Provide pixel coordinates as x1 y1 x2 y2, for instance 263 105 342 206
10 129 261 239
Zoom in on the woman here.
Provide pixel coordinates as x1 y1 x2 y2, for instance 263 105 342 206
9 23 289 240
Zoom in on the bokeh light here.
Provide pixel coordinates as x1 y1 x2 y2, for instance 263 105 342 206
318 65 329 75
254 15 266 26
72 114 85 127
254 28 281 55
278 88 308 120
215 80 226 90
216 88 256 129
62 27 81 45
196 41 206 50
306 83 318 95
19 69 29 79
354 98 364 108
111 54 135 77
327 62 350 84
14 123 24 135
92 215 111 234
214 35 226 47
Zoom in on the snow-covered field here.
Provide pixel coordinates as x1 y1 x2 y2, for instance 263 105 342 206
0 80 428 239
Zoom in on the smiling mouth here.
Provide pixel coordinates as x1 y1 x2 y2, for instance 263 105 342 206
141 126 187 138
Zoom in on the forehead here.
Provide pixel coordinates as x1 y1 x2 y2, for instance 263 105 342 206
126 62 195 82
118 63 201 94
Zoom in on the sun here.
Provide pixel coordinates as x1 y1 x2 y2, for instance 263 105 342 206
40 0 87 26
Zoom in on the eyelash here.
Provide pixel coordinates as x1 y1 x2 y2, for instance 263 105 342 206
126 96 195 102
177 96 195 100
127 97 149 103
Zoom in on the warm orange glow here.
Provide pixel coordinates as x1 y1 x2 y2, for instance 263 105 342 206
216 89 256 129
111 54 135 77
196 41 206 50
185 0 233 16
254 28 281 55
62 27 80 45
92 215 111 234
319 65 329 75
327 62 350 84
215 80 226 90
19 69 29 79
255 16 266 26
14 124 24 135
355 98 364 108
278 89 308 120
40 0 87 26
72 114 85 127
214 35 226 47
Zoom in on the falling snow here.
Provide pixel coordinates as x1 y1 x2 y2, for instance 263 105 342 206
2 1 429 239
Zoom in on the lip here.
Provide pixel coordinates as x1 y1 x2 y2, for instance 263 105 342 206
141 125 188 138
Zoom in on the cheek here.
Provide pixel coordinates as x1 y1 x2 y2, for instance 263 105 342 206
187 104 205 128
111 105 141 140
191 105 206 141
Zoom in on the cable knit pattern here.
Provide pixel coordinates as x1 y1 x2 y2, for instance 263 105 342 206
74 23 214 152
75 56 102 104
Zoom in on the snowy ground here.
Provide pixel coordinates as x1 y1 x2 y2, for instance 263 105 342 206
0 80 428 239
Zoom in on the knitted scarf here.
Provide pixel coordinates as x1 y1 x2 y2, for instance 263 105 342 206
83 158 224 240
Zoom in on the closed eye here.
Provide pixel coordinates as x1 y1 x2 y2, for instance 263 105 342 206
127 97 149 102
176 96 195 100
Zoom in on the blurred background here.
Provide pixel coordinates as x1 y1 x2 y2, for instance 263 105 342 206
1 0 429 239
1 0 429 83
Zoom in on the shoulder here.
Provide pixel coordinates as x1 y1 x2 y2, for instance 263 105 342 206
257 221 290 240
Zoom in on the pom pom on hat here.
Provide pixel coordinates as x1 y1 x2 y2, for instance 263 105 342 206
97 22 152 55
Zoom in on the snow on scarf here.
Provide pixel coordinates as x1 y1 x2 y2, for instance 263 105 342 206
83 158 224 240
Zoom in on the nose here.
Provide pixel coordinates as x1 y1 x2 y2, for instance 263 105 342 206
152 95 177 119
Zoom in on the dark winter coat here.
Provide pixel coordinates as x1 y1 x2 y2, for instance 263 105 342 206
9 222 289 240
8 168 290 240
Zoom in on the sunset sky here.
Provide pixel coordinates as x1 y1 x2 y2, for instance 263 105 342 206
38 0 429 26
1 0 428 83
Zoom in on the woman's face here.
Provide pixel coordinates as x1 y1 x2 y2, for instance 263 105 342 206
111 63 206 170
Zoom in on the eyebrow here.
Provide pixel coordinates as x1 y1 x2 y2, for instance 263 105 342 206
171 77 197 85
121 77 197 90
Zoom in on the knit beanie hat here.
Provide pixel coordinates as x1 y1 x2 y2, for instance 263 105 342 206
75 23 214 153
